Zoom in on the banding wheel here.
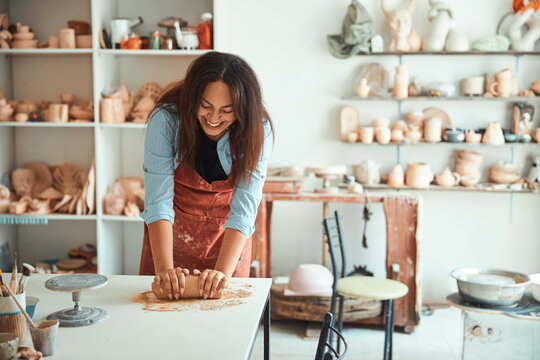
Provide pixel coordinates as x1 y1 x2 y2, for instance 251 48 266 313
45 274 109 327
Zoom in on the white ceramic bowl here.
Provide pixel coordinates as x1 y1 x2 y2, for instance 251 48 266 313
530 273 540 303
288 264 333 294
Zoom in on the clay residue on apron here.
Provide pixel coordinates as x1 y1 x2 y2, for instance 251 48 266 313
130 287 253 312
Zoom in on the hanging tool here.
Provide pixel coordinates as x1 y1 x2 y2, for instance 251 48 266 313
362 191 372 248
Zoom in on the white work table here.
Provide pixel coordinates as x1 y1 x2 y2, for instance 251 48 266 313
23 274 271 360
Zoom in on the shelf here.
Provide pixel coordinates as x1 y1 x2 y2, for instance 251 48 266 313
0 214 97 224
98 123 146 129
342 141 540 148
362 183 537 194
343 96 540 102
358 51 540 56
101 215 143 222
0 122 95 128
0 49 93 56
98 49 211 57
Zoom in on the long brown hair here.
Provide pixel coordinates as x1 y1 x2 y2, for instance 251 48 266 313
155 51 273 185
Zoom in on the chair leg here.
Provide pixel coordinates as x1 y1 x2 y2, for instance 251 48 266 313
329 291 337 347
336 295 345 353
383 299 395 360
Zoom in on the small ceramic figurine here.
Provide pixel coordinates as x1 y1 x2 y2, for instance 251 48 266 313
355 78 370 98
381 0 422 52
11 168 36 197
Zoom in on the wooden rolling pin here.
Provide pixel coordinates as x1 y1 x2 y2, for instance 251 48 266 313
151 274 222 300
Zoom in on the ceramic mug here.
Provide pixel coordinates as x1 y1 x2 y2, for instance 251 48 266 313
460 76 484 96
59 28 76 49
424 117 443 143
489 69 512 98
405 163 433 188
375 127 391 144
49 35 59 48
359 127 374 144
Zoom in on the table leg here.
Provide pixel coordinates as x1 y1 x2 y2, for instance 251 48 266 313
383 299 395 360
322 202 329 265
264 294 270 360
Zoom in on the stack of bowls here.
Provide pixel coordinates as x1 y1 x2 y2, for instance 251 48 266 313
489 163 521 184
12 24 38 48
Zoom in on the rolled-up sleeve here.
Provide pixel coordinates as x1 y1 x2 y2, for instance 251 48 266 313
140 108 178 225
224 120 272 238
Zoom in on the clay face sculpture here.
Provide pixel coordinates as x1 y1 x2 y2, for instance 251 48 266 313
12 168 36 197
381 0 421 52
435 167 460 187
339 106 360 142
405 163 433 188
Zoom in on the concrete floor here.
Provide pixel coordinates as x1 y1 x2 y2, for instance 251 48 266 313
251 306 463 360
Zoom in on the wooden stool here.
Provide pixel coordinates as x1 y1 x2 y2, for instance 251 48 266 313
338 276 408 360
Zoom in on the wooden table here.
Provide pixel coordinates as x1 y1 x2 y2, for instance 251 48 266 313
251 191 421 332
23 274 271 360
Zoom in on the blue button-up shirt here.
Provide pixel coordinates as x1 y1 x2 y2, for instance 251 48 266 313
141 107 271 238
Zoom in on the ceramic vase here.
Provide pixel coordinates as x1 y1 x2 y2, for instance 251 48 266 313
59 28 76 49
359 127 374 144
424 116 443 143
388 164 404 186
393 66 409 99
47 104 69 123
482 122 505 145
405 163 434 188
100 98 125 123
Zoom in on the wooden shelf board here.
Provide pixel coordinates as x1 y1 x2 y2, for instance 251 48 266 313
98 123 146 129
101 215 144 222
0 122 95 128
343 96 540 102
98 49 211 56
358 51 540 56
362 184 537 194
0 49 92 55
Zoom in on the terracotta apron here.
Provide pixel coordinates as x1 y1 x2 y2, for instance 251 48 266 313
139 155 252 277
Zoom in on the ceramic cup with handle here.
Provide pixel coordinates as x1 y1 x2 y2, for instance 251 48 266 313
489 69 512 98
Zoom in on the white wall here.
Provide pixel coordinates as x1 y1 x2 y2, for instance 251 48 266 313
215 0 540 303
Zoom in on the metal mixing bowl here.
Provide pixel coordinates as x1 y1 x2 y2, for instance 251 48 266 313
451 267 530 307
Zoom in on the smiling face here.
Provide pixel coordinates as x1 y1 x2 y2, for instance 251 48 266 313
197 81 236 141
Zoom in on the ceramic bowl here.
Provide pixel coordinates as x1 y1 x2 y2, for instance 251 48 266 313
504 133 517 143
371 118 390 129
0 333 18 360
529 273 540 303
460 176 480 187
13 32 34 41
288 264 333 294
75 35 92 48
444 128 465 143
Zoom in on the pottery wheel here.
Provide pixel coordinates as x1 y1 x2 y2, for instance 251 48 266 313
45 274 109 327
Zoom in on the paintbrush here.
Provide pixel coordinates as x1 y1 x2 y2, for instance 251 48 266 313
18 264 32 294
9 252 17 293
0 269 5 296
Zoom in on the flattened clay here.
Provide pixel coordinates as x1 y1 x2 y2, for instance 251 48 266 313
152 274 222 300
11 168 36 197
52 163 83 196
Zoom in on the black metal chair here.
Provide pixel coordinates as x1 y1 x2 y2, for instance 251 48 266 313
314 312 348 360
323 210 408 360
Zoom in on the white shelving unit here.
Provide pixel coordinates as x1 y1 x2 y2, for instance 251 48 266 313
0 0 214 275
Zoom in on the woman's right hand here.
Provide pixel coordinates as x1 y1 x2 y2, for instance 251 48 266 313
154 267 190 300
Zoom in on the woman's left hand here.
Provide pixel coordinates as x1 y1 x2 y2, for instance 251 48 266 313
195 268 230 299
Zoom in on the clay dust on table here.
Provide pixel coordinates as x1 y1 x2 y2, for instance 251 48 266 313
130 287 253 312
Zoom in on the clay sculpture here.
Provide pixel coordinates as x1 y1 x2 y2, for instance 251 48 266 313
381 0 422 52
152 274 222 300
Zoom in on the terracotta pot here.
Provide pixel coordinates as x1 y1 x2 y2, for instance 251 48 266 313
345 132 358 143
358 127 374 144
535 127 540 143
100 98 124 123
405 163 433 188
60 93 75 105
460 176 480 187
75 35 92 48
393 65 408 99
14 113 28 122
371 118 390 129
49 35 59 48
457 150 482 165
489 69 512 98
47 104 69 123
388 164 404 186
465 130 482 144
531 80 540 95
435 167 460 187
391 120 408 132
375 127 391 145
405 128 422 143
391 129 404 143
59 28 76 49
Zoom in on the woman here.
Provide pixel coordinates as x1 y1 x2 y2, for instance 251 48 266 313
139 51 273 301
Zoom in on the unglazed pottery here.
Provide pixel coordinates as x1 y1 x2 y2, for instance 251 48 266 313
535 127 540 143
59 28 76 49
371 118 390 129
288 264 333 294
460 176 480 187
375 127 391 144
405 163 433 188
339 106 359 142
454 150 482 179
511 102 534 139
345 132 358 143
100 98 125 123
355 78 370 98
388 164 405 186
75 35 92 48
12 168 36 197
423 0 453 51
465 130 482 144
489 69 512 98
435 167 460 186
47 104 69 123
424 116 443 142
49 35 59 48
381 0 421 52
531 80 540 95
391 129 404 143
460 76 484 96
393 65 409 98
358 126 374 144
489 163 521 184
482 122 505 145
